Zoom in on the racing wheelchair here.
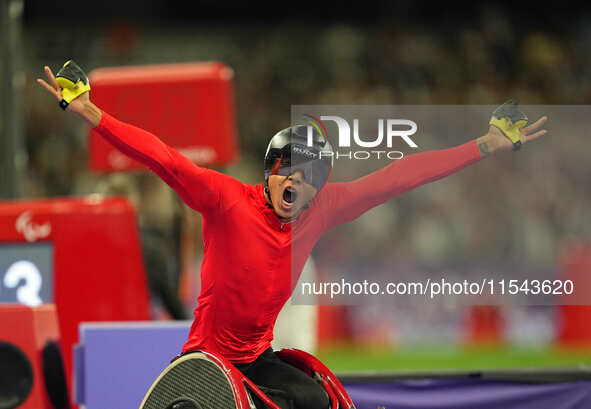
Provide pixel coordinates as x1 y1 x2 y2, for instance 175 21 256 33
139 348 356 409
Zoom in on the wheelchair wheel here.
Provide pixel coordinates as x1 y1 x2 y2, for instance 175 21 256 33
140 352 239 409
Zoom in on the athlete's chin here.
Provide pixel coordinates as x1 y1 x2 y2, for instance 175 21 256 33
274 203 303 221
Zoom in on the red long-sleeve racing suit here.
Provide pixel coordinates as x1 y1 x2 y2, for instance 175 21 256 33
95 111 482 363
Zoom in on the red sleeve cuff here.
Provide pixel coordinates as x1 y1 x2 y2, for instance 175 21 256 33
95 110 112 133
466 139 483 162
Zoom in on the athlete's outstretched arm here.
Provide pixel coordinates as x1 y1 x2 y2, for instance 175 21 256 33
315 112 547 229
37 65 242 214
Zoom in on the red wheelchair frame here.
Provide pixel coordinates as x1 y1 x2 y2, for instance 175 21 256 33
201 348 356 409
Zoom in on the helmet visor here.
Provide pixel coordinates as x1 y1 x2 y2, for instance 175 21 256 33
272 144 332 191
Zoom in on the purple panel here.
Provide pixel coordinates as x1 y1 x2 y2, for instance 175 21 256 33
77 322 191 409
74 323 591 409
344 379 591 409
73 344 84 404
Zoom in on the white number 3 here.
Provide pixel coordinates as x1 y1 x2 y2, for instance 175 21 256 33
4 260 43 306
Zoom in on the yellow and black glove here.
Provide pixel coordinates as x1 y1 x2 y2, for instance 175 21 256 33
489 100 528 151
55 60 90 110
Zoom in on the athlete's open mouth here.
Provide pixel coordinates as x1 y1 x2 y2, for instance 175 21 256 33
283 186 297 205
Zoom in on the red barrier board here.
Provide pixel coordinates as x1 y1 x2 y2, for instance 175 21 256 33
557 243 591 347
88 62 239 171
0 197 151 403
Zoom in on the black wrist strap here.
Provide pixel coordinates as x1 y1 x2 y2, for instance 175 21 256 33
59 99 69 110
512 141 522 151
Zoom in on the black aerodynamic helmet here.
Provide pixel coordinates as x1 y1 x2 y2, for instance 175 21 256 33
264 125 334 192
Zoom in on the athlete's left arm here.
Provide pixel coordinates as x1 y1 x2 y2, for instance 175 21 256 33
314 115 548 230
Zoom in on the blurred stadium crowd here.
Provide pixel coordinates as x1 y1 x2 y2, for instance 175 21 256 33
14 3 591 345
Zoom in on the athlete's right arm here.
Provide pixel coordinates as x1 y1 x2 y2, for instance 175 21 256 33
37 65 242 214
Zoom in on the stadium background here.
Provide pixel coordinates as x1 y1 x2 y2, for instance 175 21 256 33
2 1 591 372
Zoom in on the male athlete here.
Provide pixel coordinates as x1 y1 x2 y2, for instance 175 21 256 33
38 61 547 409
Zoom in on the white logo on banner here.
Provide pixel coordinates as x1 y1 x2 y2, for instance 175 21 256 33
15 211 51 242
